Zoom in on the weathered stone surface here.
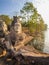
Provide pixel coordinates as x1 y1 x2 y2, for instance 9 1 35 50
0 54 49 65
0 20 7 34
0 16 49 65
11 16 22 34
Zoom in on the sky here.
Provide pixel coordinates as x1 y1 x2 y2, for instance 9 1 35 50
0 0 49 27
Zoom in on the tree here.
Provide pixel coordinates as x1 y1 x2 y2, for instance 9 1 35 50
20 2 36 22
21 3 41 31
20 2 48 51
20 2 47 33
0 15 12 25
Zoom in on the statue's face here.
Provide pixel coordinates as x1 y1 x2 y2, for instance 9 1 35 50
0 21 7 32
14 22 21 33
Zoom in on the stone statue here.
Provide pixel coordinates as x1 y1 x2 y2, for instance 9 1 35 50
0 20 8 55
10 16 26 46
0 16 26 57
11 16 22 34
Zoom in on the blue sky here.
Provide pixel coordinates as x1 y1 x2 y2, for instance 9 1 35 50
0 0 29 16
0 0 49 27
0 0 26 16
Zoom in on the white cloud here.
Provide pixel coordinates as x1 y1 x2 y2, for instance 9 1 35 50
33 0 49 27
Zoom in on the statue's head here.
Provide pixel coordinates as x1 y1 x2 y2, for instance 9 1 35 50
13 16 17 22
13 16 20 23
0 20 7 37
0 20 7 32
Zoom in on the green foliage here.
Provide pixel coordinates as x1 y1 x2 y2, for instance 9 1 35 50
20 2 36 22
21 2 34 13
20 2 47 33
44 24 47 30
0 15 12 25
20 2 47 51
